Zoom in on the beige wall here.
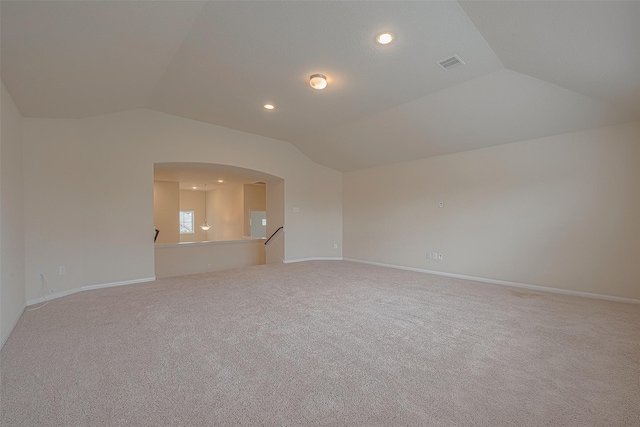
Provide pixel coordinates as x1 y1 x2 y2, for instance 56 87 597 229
208 183 244 241
344 121 640 300
23 108 342 301
156 184 256 244
179 189 208 242
266 180 285 264
244 184 266 237
154 240 265 278
1 82 26 347
153 181 180 244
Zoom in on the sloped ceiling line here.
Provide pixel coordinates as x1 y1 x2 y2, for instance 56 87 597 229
1 1 638 172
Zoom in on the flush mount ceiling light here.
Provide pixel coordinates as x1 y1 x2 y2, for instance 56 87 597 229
217 179 224 183
309 74 327 90
376 32 394 45
263 104 275 110
200 184 211 231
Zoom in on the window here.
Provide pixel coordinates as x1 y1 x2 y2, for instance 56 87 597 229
179 211 194 234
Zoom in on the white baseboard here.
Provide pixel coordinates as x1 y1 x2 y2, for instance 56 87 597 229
81 277 155 292
343 258 640 305
27 287 78 305
27 276 156 306
284 257 343 264
1 304 26 350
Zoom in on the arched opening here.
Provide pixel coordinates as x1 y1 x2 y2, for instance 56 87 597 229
153 162 284 277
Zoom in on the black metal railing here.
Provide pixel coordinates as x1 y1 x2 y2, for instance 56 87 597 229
265 226 283 246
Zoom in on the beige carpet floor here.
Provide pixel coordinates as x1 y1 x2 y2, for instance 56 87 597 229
1 261 639 426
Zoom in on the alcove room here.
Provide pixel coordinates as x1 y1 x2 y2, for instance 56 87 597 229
1 1 638 425
152 162 284 278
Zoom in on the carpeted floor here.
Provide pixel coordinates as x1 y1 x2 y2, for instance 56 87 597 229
1 261 639 426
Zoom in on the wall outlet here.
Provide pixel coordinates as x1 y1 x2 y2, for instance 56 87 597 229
438 201 444 208
293 207 300 213
59 266 66 276
438 254 443 260
333 243 338 249
207 263 212 269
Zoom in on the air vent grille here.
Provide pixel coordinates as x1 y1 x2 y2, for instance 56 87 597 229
438 55 464 71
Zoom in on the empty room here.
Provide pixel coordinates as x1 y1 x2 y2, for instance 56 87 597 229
1 1 639 426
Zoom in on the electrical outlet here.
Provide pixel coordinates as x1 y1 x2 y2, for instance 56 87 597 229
438 254 443 260
439 201 444 208
59 266 66 276
207 263 212 269
333 243 338 249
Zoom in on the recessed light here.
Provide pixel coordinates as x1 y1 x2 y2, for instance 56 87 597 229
376 32 394 45
309 74 328 90
217 180 224 183
263 104 275 110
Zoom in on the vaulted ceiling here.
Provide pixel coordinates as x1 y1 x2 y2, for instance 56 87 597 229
2 1 639 171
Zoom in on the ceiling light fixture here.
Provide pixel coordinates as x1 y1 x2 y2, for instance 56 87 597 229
376 32 394 45
217 179 224 183
309 74 328 90
200 184 211 231
263 104 275 110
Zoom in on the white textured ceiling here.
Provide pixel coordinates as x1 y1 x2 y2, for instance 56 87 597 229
2 1 639 171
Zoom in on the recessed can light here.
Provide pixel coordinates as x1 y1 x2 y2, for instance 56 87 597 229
263 104 275 110
376 32 394 45
192 186 197 189
217 180 224 183
309 74 328 90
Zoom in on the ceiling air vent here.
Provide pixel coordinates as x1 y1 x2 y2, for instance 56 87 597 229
438 55 464 71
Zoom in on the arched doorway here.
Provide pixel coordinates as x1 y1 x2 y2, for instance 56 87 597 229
153 162 284 277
